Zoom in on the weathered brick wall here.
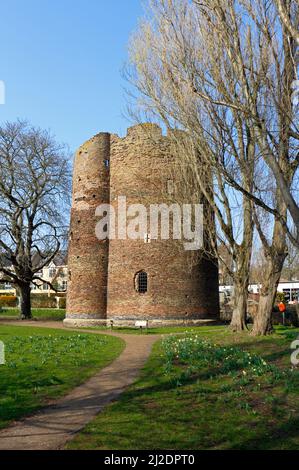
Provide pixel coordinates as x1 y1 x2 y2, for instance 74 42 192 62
66 124 220 325
107 124 219 320
66 133 110 319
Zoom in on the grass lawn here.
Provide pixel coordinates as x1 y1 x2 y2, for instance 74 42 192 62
0 308 66 321
67 325 299 450
0 325 125 429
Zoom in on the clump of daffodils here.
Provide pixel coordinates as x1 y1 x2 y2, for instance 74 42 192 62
162 333 273 378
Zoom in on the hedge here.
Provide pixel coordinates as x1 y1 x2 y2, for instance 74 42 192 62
57 297 66 309
30 293 66 309
0 293 66 309
31 295 57 308
0 295 18 307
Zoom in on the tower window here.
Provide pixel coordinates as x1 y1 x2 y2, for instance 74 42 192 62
167 179 175 195
135 271 148 294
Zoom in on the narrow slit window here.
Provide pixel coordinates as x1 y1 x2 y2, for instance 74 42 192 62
135 271 148 294
167 179 175 195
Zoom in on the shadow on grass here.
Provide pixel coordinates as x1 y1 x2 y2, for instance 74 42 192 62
229 415 299 450
67 331 299 450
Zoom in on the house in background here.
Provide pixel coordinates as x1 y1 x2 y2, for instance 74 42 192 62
0 252 68 296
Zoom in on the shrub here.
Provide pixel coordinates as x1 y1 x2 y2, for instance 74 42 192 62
31 294 57 308
0 295 18 307
58 297 66 309
162 334 276 381
276 291 285 303
30 293 66 308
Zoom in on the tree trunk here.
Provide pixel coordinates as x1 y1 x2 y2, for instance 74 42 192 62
19 282 32 319
251 280 276 336
252 254 286 336
229 199 253 333
230 278 248 331
253 13 296 336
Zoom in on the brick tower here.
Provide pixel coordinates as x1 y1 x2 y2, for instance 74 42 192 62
65 133 110 325
64 124 220 327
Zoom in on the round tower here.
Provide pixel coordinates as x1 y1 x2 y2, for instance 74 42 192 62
64 133 110 327
106 124 219 326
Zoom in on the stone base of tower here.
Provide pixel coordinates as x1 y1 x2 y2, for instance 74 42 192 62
107 318 218 328
63 315 219 328
63 314 107 328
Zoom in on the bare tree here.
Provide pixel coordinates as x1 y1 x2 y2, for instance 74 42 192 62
236 0 298 334
171 134 255 331
194 0 299 249
250 246 268 285
281 238 299 280
252 196 288 335
0 121 71 318
127 1 259 331
275 0 299 45
127 0 298 334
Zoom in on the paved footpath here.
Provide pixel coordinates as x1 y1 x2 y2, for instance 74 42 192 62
0 321 159 450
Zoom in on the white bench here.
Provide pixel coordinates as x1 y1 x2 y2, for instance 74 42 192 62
135 320 148 331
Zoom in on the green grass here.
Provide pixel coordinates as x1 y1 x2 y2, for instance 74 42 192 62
0 308 66 321
0 325 125 429
67 325 299 450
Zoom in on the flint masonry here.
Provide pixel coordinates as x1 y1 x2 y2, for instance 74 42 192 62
64 124 220 327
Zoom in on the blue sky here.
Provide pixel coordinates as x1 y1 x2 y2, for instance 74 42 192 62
0 0 143 152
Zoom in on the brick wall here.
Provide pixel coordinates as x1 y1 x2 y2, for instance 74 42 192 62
66 133 110 319
66 124 220 324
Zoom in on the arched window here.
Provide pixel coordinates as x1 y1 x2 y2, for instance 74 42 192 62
135 271 148 294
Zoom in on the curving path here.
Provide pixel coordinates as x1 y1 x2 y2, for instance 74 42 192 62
0 321 159 450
